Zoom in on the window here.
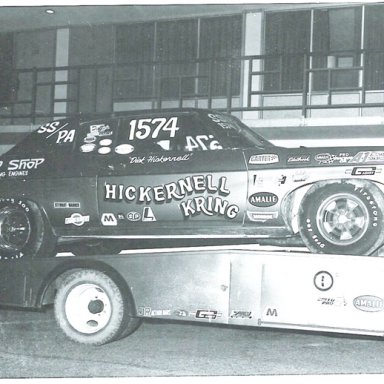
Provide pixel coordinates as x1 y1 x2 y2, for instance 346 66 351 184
364 4 384 90
115 23 155 99
0 33 15 107
156 20 198 98
312 7 361 91
117 114 185 153
114 15 243 101
264 11 311 92
202 112 268 149
199 15 243 96
116 113 224 153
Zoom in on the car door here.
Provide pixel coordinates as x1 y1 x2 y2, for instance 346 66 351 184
96 111 248 238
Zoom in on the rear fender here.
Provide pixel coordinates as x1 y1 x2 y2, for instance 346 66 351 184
282 178 384 234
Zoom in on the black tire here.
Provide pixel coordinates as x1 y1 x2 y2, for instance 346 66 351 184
0 198 56 260
54 269 140 345
70 240 122 256
298 181 384 255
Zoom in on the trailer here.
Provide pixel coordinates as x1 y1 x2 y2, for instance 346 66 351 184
1 245 384 345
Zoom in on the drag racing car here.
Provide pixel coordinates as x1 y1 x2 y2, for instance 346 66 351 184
0 108 384 259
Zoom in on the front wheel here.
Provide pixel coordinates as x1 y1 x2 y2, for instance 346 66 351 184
54 269 141 345
298 182 384 255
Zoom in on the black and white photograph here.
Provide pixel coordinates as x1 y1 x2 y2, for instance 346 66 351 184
1 1 384 381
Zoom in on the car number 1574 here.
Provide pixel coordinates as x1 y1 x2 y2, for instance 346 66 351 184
128 117 180 140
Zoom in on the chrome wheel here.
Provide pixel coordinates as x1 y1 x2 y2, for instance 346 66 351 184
65 283 112 334
0 207 31 251
316 193 369 246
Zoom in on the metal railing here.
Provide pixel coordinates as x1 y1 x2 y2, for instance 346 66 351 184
1 49 384 124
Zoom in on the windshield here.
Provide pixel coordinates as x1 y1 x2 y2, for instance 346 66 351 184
203 112 272 149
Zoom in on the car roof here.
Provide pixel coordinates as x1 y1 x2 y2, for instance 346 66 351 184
78 108 225 124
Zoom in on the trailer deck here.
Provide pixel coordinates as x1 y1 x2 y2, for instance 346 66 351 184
1 244 383 344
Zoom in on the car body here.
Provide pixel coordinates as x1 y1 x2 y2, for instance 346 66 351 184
0 108 384 258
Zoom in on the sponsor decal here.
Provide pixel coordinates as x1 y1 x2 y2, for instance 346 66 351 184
314 271 334 291
8 170 28 177
7 158 45 178
315 153 331 163
84 135 96 143
208 113 235 129
345 166 382 176
195 310 222 320
126 208 156 222
104 175 239 220
127 211 141 222
90 124 113 137
81 129 114 155
315 152 353 165
142 207 156 222
349 151 384 163
249 192 278 207
80 144 96 153
54 202 81 209
0 161 3 168
150 309 172 316
249 154 279 165
8 158 45 171
137 307 172 317
101 213 117 226
98 147 111 155
174 309 189 317
353 295 384 312
292 171 309 182
277 175 286 186
287 154 311 163
115 144 134 155
265 308 278 317
65 213 90 226
247 211 278 222
317 297 347 306
129 154 192 165
230 310 252 319
100 139 112 146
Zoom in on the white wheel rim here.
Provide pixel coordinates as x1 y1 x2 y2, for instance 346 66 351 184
65 283 112 334
316 193 370 246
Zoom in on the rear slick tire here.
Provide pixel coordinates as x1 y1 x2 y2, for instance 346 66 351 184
298 182 384 255
0 198 56 260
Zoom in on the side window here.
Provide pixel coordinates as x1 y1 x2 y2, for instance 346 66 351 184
76 119 118 155
116 114 224 154
177 114 223 152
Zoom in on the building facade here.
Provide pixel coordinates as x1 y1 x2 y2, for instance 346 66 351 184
0 3 383 152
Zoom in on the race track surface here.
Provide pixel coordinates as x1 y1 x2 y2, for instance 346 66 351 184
1 307 384 378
